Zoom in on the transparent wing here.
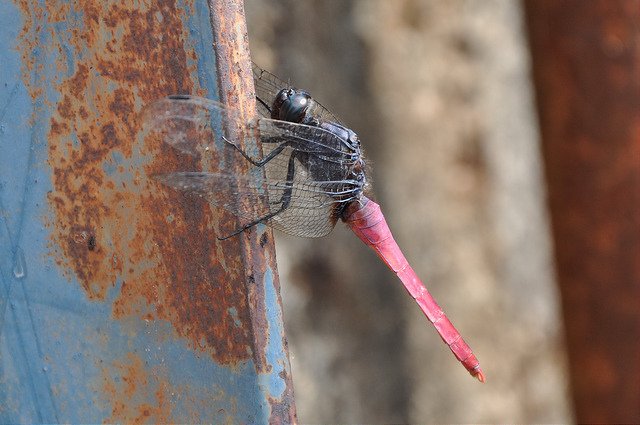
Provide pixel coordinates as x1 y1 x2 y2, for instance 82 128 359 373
141 95 354 162
156 172 360 237
252 62 286 119
141 96 361 238
252 62 343 124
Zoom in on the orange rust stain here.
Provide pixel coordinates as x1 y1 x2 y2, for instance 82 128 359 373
101 353 172 424
99 352 241 423
16 0 253 365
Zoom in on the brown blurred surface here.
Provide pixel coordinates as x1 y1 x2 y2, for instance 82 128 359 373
246 0 573 422
526 1 640 423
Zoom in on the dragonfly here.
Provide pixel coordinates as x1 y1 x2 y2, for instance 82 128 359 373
142 63 485 382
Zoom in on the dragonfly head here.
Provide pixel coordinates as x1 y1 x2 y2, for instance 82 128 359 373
272 88 313 124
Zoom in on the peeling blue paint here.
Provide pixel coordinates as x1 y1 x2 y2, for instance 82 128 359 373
227 307 242 328
260 265 287 399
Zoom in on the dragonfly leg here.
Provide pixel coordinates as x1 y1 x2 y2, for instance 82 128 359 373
217 148 299 240
216 202 287 240
222 135 294 168
256 95 272 115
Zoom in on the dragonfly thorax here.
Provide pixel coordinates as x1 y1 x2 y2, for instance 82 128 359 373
271 88 367 201
316 121 367 200
263 77 368 219
318 121 363 159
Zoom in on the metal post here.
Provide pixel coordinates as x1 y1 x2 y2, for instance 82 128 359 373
0 0 295 422
525 1 640 422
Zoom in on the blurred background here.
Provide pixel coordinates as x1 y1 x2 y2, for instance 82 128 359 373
244 0 639 423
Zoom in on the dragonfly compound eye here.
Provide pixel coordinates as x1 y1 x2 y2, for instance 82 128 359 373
278 90 312 123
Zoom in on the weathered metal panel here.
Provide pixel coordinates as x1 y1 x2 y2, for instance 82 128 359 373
0 0 295 422
525 0 640 423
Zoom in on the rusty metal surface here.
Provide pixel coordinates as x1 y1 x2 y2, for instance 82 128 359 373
0 0 295 422
206 1 296 422
525 1 640 422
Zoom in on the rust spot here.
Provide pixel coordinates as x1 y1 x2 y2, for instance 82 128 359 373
17 0 253 365
101 353 172 424
259 232 268 248
88 234 96 251
68 63 89 99
266 367 297 425
58 95 73 119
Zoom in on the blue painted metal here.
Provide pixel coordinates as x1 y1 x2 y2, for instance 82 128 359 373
0 0 295 422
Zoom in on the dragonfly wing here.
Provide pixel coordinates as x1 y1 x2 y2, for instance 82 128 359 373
252 62 284 119
142 95 362 238
156 171 340 238
140 95 250 161
142 95 354 161
252 62 344 125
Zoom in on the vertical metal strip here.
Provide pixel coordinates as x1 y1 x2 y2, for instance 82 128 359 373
207 1 297 422
525 1 640 422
